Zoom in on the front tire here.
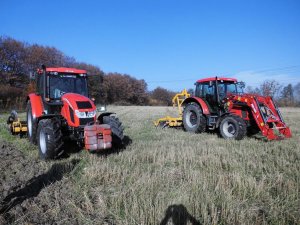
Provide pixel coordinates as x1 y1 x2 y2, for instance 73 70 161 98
26 102 38 144
103 115 124 148
37 118 64 160
219 115 247 140
183 103 206 133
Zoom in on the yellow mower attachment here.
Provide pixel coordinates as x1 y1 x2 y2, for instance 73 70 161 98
7 110 27 137
154 89 190 128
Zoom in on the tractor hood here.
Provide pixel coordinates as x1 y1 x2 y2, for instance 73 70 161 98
61 93 97 127
61 93 96 111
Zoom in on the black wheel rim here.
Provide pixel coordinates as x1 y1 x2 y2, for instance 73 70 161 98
223 121 236 137
186 110 198 127
190 112 197 125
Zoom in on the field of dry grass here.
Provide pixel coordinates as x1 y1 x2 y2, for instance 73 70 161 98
0 106 299 224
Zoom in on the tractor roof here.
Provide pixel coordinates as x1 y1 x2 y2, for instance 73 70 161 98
45 67 87 74
197 77 237 83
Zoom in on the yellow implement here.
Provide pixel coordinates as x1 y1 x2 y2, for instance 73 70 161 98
7 110 27 137
154 89 190 127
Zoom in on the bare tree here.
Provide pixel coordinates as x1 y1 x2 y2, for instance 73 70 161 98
187 88 194 96
102 73 149 105
245 86 261 95
150 87 175 106
294 82 300 105
278 84 294 106
260 80 281 98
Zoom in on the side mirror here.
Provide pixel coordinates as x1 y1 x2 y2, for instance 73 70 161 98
237 82 245 94
97 105 106 112
238 82 246 89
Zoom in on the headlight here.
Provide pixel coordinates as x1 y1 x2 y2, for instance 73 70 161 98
87 110 96 117
75 110 96 118
75 110 86 118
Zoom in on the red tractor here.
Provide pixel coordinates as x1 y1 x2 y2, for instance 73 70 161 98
26 66 124 160
181 77 291 140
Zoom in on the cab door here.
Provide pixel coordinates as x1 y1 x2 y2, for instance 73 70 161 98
195 82 218 113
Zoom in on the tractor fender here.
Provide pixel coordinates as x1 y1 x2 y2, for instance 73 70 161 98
97 112 115 124
27 94 44 118
182 97 210 115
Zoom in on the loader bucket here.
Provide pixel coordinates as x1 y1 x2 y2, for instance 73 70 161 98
254 96 292 140
228 94 292 140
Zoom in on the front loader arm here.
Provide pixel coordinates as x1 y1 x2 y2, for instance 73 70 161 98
227 94 291 140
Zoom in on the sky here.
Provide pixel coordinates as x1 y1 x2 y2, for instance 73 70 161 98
1 0 300 91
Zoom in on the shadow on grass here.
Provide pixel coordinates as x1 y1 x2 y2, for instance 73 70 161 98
95 135 132 157
160 204 201 225
0 159 80 214
59 140 83 159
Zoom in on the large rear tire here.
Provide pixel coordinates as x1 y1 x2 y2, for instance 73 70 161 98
37 118 64 160
219 115 247 140
26 102 37 144
183 103 206 133
103 115 124 148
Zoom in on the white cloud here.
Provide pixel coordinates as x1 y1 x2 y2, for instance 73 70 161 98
234 71 300 88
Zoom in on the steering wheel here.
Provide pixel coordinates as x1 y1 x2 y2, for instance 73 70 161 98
219 92 226 100
54 89 66 98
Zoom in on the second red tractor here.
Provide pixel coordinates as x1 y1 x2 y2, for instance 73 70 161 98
156 77 291 140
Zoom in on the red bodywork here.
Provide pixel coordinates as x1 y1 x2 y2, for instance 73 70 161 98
61 93 96 127
27 94 44 118
197 77 237 83
38 67 87 74
182 97 210 115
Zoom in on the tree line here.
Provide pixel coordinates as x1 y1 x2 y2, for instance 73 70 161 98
0 36 299 110
0 36 176 110
246 80 300 107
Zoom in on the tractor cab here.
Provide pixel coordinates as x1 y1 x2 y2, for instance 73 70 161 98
37 67 88 102
195 77 242 113
35 67 89 114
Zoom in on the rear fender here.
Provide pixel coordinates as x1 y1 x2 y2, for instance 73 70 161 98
97 112 115 124
27 94 44 119
182 97 210 115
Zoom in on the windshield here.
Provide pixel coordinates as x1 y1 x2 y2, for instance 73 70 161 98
48 73 88 99
217 82 239 99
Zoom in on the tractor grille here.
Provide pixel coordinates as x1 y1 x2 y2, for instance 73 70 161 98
79 118 94 126
77 101 92 109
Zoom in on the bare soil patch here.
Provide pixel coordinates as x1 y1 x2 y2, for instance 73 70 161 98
0 141 79 225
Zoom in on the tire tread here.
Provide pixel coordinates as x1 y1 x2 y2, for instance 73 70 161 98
103 115 124 147
220 114 247 140
37 117 64 160
183 102 206 133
